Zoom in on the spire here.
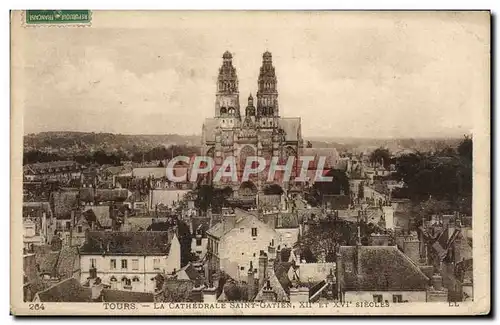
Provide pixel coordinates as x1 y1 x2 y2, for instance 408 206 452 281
223 50 232 60
256 51 278 118
245 93 255 116
215 51 240 118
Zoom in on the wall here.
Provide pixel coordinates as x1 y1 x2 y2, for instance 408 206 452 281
297 262 335 283
164 234 181 274
79 253 174 292
191 237 208 258
219 220 278 281
276 228 299 249
344 291 427 303
150 189 190 210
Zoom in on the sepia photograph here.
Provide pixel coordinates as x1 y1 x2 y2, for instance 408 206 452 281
9 10 490 316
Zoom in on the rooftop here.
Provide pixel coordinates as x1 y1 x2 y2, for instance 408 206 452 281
80 231 174 256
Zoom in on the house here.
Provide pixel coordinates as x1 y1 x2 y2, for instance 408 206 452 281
79 231 181 293
206 208 279 281
337 245 433 303
23 202 55 249
190 217 210 259
23 161 82 182
420 214 473 302
150 189 190 211
23 241 81 301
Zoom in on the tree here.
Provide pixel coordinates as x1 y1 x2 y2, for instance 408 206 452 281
458 135 473 162
263 184 284 195
369 147 391 168
195 185 233 213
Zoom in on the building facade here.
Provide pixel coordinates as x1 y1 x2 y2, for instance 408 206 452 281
80 231 181 293
202 51 303 194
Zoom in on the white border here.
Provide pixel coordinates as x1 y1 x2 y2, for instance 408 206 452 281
3 1 498 324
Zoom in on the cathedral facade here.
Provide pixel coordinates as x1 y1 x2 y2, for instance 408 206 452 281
202 51 303 193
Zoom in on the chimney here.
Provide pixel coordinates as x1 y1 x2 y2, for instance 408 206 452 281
276 245 281 263
355 226 362 276
89 266 97 280
403 236 421 264
222 208 236 233
191 284 204 302
247 262 255 301
431 274 443 291
382 205 394 229
202 285 217 303
91 278 104 302
258 251 268 290
261 280 276 302
268 240 276 262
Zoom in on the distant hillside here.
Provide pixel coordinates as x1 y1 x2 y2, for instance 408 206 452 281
304 136 465 154
24 131 202 153
24 131 466 158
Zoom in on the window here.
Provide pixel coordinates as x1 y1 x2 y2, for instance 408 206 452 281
153 258 161 270
345 261 353 273
90 258 97 268
240 266 245 271
196 238 202 246
132 259 139 271
373 295 383 303
123 278 132 289
392 294 403 303
132 276 140 282
65 221 71 231
251 228 258 237
121 259 127 270
77 226 83 233
110 259 116 270
110 276 118 289
240 228 244 233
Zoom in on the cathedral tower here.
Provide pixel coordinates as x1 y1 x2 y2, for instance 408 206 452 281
256 51 279 128
215 51 241 122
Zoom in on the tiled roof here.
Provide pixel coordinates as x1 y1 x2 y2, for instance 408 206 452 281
302 147 339 169
55 246 80 279
36 278 154 302
277 212 299 228
191 217 211 236
322 194 350 210
102 289 154 302
339 246 429 291
254 266 289 302
206 221 225 238
23 202 52 218
162 279 197 302
132 167 167 179
51 190 78 219
181 263 203 283
36 278 91 302
79 188 129 203
274 262 293 294
24 161 81 174
80 231 173 255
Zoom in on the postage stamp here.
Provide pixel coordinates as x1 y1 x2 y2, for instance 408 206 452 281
23 10 91 26
10 10 490 316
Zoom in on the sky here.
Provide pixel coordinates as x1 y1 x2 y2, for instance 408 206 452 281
15 11 489 138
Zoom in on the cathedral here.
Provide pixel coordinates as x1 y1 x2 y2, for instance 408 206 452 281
202 51 303 194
